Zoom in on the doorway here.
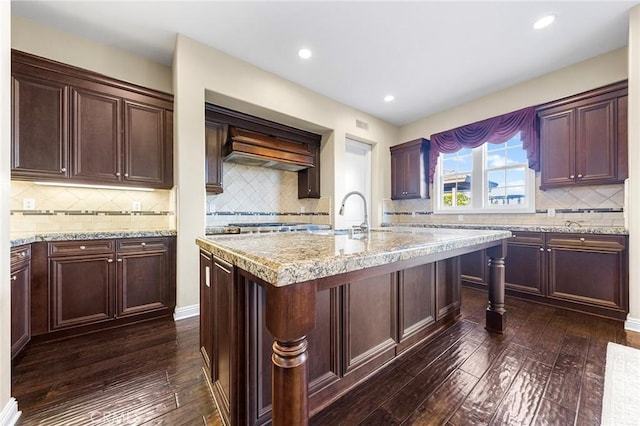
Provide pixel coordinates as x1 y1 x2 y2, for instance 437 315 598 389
342 139 372 229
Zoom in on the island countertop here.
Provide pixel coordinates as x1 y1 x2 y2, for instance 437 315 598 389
196 227 511 287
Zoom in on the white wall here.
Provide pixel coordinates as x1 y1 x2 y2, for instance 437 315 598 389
1 2 17 424
627 6 640 332
173 34 398 308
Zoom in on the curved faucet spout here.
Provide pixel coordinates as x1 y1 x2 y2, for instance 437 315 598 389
338 191 369 231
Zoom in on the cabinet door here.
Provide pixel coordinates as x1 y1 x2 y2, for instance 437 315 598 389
398 264 435 353
50 255 115 329
505 232 545 295
298 142 321 199
213 256 233 414
205 122 226 194
390 150 406 199
200 250 214 377
576 98 617 184
460 250 486 288
70 87 122 183
436 257 461 320
539 108 576 188
342 273 397 375
116 250 169 317
403 149 422 198
11 262 31 359
11 73 68 179
124 100 168 188
547 234 627 313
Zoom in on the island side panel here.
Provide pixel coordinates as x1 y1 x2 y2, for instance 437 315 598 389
486 241 507 333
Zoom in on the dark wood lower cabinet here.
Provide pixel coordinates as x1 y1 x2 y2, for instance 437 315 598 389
200 249 464 425
11 246 31 360
460 231 628 320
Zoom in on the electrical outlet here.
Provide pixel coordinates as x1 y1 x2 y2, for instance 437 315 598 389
132 201 142 211
412 211 416 217
23 198 36 210
547 208 556 217
458 215 464 222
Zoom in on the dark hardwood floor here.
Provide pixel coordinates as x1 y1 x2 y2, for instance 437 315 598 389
12 287 640 425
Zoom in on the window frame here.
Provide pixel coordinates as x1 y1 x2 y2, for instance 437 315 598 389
433 139 536 215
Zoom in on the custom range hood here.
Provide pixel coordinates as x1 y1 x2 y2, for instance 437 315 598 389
223 127 314 172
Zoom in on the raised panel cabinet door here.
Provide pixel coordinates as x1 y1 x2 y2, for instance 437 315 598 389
298 142 321 199
617 95 628 181
205 122 226 194
460 250 487 287
576 98 617 184
547 236 627 312
11 73 68 179
116 250 169 317
398 264 435 352
505 233 545 296
11 262 31 359
124 100 167 187
390 150 406 199
539 108 576 188
403 148 422 198
200 250 214 378
70 87 121 183
50 255 115 329
213 256 233 415
342 273 397 375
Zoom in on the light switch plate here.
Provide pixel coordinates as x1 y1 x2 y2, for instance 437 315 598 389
547 208 556 217
132 201 142 211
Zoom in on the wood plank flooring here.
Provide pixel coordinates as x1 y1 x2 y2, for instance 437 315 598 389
12 287 640 425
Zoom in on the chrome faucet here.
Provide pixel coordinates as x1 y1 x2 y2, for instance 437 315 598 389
338 191 369 232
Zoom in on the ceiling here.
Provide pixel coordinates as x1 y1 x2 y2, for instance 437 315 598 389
11 1 638 126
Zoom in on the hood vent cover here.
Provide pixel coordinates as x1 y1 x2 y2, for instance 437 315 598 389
223 127 314 172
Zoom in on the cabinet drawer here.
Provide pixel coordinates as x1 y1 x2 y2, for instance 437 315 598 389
11 245 31 266
117 238 168 252
508 232 545 246
49 240 115 256
547 233 626 250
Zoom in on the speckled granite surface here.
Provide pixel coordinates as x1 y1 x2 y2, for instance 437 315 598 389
386 223 628 235
197 227 511 287
10 230 177 248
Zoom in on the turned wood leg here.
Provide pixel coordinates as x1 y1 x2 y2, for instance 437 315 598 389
265 282 317 426
486 242 507 333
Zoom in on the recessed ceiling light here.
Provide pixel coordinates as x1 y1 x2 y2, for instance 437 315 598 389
533 15 555 30
298 48 312 59
384 95 395 102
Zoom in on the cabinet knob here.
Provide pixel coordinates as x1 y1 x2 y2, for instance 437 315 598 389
141 242 146 247
308 188 312 193
539 247 544 251
19 252 26 258
547 248 552 252
117 258 123 262
79 245 86 250
124 173 129 178
107 259 113 263
577 174 583 178
11 275 17 281
60 168 67 173
570 175 575 179
579 237 585 242
115 172 121 177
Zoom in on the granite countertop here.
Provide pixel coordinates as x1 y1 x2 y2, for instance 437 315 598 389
10 229 177 248
196 227 511 287
388 223 628 235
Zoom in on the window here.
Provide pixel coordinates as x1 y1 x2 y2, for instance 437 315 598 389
434 133 535 214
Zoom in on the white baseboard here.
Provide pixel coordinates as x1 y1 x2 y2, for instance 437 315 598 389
625 315 640 333
0 398 21 426
173 304 199 321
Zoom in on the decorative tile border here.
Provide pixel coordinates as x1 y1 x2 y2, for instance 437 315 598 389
11 210 174 216
207 211 330 217
383 208 623 216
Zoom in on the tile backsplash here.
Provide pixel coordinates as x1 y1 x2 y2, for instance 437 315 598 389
206 163 330 227
10 181 175 234
384 175 625 228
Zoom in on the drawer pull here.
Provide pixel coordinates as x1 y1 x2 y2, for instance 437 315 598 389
141 242 146 247
11 275 17 281
115 172 121 177
539 247 544 251
579 237 585 242
79 245 86 250
60 168 66 173
107 259 113 263
577 174 583 178
117 259 123 262
547 248 552 252
18 252 26 258
570 174 575 179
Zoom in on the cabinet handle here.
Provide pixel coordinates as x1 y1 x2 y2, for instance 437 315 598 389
107 259 113 263
79 245 86 250
60 168 66 173
124 173 129 178
539 247 544 251
18 252 26 258
547 248 552 252
308 188 312 193
579 237 585 242
115 172 121 177
577 174 583 178
11 275 17 281
141 242 146 247
117 258 123 262
570 175 575 179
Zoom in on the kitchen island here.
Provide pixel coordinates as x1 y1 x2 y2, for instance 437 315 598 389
196 227 511 426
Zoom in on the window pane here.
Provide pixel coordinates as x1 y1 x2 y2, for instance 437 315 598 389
505 186 526 205
506 168 525 186
506 133 522 147
506 148 527 164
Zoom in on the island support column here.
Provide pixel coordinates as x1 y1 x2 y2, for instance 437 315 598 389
265 281 317 426
486 241 507 333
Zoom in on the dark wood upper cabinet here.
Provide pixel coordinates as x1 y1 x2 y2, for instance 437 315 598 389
298 142 321 199
205 122 226 194
11 73 69 179
538 81 627 189
390 138 429 200
11 50 174 189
